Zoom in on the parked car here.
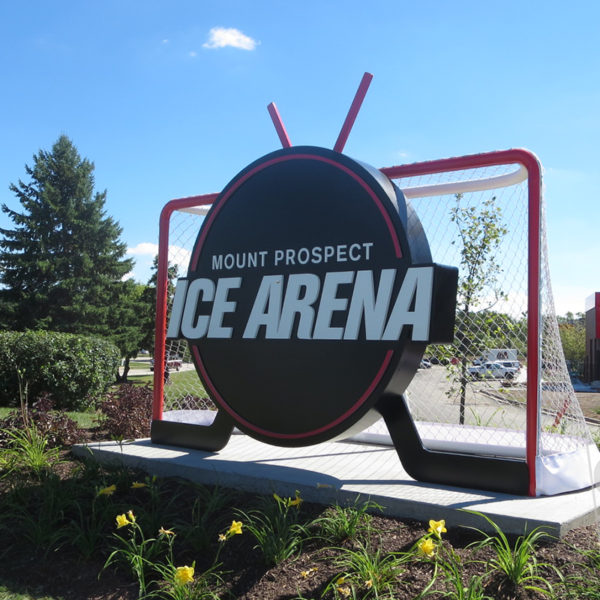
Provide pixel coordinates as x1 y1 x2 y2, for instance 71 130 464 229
419 359 432 369
150 356 183 371
468 361 518 380
498 360 521 371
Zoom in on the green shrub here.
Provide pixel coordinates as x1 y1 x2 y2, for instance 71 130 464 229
0 330 120 410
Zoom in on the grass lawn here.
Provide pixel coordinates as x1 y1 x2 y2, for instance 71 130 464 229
128 369 208 399
0 369 207 430
0 406 99 429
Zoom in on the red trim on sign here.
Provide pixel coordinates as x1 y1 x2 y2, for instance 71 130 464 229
193 346 394 440
191 152 402 269
381 148 542 497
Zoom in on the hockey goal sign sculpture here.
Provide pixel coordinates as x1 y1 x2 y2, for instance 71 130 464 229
151 74 599 497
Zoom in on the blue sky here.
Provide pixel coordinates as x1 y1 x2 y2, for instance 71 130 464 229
0 0 598 316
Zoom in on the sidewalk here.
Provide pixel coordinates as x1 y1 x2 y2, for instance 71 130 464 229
73 435 600 538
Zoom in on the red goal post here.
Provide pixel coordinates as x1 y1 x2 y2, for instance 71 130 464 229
380 149 542 496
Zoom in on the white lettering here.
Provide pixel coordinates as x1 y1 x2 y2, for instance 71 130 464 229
349 243 361 261
175 266 436 343
212 251 269 270
382 266 433 341
166 279 189 338
324 246 335 262
181 278 215 339
344 269 395 340
275 273 320 339
313 271 355 340
207 277 241 338
243 276 284 338
297 248 310 265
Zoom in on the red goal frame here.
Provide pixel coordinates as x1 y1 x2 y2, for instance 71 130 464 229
152 148 542 496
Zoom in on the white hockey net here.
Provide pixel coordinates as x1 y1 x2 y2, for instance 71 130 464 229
369 155 594 462
155 204 217 419
153 152 599 495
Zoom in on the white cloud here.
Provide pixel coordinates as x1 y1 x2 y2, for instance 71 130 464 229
202 27 258 51
168 245 192 275
127 242 159 256
125 242 192 283
189 51 197 58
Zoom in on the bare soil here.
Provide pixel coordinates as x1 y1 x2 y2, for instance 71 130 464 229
575 391 600 423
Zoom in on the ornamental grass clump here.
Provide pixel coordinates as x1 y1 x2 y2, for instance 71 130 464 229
236 490 310 567
178 484 238 554
0 423 62 477
465 510 558 596
311 498 382 545
323 540 411 599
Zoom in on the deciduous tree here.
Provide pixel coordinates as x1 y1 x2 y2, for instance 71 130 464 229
447 194 508 424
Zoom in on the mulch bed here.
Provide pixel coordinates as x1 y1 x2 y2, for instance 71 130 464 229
1 447 599 600
1 421 599 600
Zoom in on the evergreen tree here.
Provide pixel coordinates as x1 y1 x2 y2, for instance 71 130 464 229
139 255 179 356
0 135 133 335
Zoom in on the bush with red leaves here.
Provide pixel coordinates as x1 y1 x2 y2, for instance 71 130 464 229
0 393 84 448
98 384 153 440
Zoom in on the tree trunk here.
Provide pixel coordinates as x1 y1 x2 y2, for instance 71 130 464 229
116 356 131 383
459 358 467 425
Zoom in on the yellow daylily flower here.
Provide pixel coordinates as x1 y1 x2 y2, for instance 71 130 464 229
428 519 447 538
418 537 436 558
127 510 136 523
228 520 243 535
116 514 130 529
289 491 303 507
337 585 351 597
218 533 227 542
174 565 195 585
131 481 147 489
365 579 373 589
98 484 116 497
159 526 175 536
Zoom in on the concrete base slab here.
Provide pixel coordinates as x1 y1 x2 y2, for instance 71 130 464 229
73 436 600 538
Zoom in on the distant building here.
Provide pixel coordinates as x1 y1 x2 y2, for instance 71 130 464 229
584 292 600 383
